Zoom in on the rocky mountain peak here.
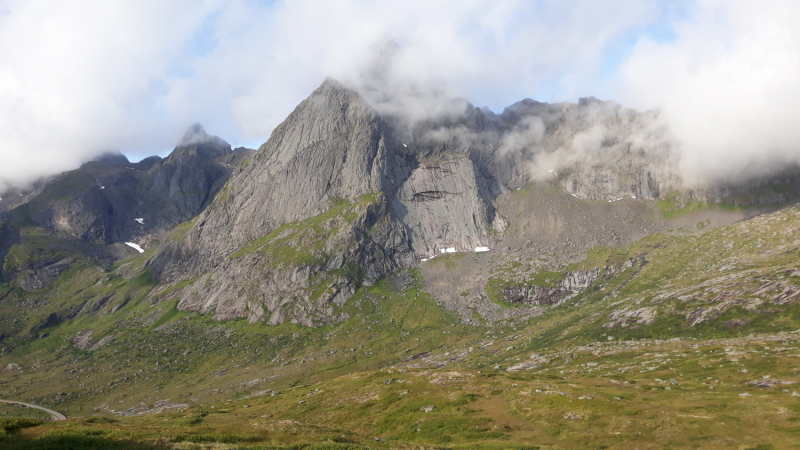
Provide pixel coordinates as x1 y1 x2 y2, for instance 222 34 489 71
149 78 505 323
3 76 798 330
178 123 210 145
143 77 798 326
175 123 232 160
93 151 130 165
14 124 247 247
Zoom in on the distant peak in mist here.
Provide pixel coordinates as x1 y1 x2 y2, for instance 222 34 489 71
179 123 211 146
93 151 130 165
177 123 230 150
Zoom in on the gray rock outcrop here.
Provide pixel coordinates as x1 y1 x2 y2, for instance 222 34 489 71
14 257 72 292
503 269 600 306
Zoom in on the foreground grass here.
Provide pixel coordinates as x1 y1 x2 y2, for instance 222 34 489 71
2 200 800 448
2 332 799 449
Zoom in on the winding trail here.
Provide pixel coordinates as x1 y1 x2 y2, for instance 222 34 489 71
0 399 66 421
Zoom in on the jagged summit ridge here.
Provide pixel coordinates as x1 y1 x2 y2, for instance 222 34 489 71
16 124 245 245
147 77 796 326
151 79 504 324
2 77 797 331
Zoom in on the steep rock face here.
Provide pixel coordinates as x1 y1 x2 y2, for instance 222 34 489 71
134 128 237 232
148 79 794 326
159 79 414 277
158 78 800 329
29 181 115 243
149 79 702 326
161 194 410 324
152 79 503 324
395 157 496 257
25 126 247 245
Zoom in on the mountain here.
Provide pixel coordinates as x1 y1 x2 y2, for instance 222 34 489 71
147 78 799 326
0 125 253 291
24 124 250 245
1 78 800 449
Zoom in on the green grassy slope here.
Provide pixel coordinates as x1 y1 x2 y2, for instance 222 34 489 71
0 199 799 448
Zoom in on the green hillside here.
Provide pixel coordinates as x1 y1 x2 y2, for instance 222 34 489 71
1 196 799 449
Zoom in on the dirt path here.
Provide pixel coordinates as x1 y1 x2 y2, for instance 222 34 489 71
0 399 66 421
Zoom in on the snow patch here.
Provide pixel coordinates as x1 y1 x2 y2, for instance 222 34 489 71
631 195 636 199
134 218 144 224
124 242 144 253
402 143 408 148
474 246 490 252
445 247 456 253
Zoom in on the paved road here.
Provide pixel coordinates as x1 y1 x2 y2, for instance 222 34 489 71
0 399 66 421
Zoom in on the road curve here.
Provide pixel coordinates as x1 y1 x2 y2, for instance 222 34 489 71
0 399 66 421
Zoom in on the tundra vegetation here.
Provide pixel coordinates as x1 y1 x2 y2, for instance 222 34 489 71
1 197 799 449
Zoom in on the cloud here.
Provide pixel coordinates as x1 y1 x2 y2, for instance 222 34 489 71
172 0 657 138
0 0 656 192
0 0 220 191
617 0 800 185
1 0 797 193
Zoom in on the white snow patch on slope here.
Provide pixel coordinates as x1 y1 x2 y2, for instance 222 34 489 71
475 246 489 252
421 253 438 262
124 242 144 253
445 247 456 253
134 218 144 224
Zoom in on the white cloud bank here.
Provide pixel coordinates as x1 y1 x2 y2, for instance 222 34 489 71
618 0 800 185
0 0 798 192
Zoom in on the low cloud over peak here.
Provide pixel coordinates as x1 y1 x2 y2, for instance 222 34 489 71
0 0 798 192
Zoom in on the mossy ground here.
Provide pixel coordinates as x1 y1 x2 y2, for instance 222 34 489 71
2 200 800 448
3 333 800 449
